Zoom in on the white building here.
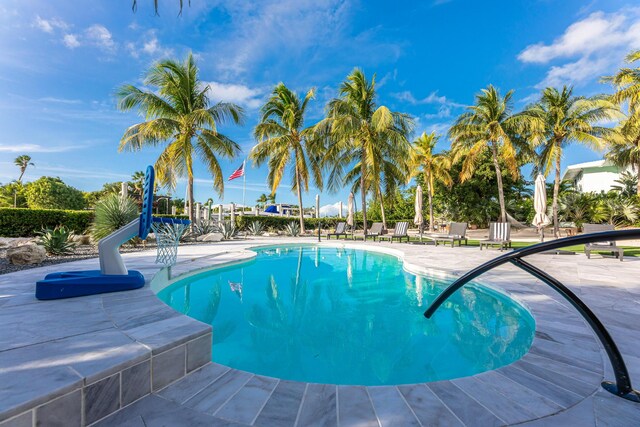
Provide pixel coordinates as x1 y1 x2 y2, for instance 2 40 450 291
562 159 634 193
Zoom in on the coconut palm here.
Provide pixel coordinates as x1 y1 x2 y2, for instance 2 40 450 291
603 51 640 195
524 86 619 236
14 155 34 182
129 170 146 197
449 85 541 223
250 83 322 233
409 132 452 232
316 69 414 234
116 53 244 223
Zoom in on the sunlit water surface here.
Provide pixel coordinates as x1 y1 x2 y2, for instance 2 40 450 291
157 245 534 385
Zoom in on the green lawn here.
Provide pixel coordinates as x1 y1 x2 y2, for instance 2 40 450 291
406 237 640 257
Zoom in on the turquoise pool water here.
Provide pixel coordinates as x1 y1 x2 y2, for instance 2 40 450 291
157 245 535 386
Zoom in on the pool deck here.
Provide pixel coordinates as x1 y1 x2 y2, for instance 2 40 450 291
1 237 639 426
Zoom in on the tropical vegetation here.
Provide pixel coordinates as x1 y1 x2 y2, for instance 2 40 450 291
5 49 640 243
523 86 619 236
250 83 321 233
115 52 244 223
315 68 413 233
449 85 541 224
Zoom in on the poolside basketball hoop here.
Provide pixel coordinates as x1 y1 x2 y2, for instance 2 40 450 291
151 220 189 266
35 165 190 300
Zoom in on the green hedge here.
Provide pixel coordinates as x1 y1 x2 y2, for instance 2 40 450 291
0 208 94 237
235 215 417 231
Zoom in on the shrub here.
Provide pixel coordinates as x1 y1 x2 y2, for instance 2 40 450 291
24 177 86 210
284 221 300 236
0 208 93 237
37 226 76 255
190 219 217 237
91 193 138 241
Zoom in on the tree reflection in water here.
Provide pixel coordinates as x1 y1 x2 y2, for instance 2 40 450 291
157 246 534 385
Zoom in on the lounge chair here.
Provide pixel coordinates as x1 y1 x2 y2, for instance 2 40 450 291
429 222 468 246
378 221 410 243
326 222 348 240
352 222 384 241
480 222 511 251
583 223 624 261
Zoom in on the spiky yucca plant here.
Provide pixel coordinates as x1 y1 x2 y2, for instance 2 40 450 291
91 193 138 241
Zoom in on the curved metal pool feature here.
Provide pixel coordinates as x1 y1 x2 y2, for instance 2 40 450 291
424 228 640 403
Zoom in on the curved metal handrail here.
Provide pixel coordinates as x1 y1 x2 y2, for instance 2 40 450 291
424 228 640 402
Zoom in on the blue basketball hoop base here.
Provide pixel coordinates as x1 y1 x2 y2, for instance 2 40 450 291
35 166 190 300
35 270 145 300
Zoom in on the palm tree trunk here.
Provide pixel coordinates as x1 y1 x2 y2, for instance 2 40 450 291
187 176 194 224
552 150 561 238
295 164 305 234
490 142 507 223
360 171 367 236
377 185 387 229
428 180 434 232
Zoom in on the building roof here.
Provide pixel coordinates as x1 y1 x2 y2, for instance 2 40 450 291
561 159 610 181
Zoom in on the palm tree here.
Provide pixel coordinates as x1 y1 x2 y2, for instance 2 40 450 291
250 83 322 233
14 155 34 182
256 193 268 208
603 50 640 195
409 132 452 232
130 170 146 196
13 155 34 208
524 86 619 236
316 69 413 234
116 53 244 223
449 85 541 223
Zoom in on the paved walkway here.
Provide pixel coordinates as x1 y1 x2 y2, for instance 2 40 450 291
1 237 639 426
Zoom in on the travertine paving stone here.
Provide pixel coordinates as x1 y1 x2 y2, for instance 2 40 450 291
2 237 639 426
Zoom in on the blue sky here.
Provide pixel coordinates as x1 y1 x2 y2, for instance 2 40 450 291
1 0 639 213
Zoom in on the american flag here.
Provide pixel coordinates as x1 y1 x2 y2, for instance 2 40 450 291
228 162 245 181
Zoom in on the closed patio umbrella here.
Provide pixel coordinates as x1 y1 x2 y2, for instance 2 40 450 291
533 174 550 241
347 193 354 230
414 185 424 241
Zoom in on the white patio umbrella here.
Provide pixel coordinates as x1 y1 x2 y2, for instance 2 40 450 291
533 174 550 241
346 193 354 229
414 185 424 241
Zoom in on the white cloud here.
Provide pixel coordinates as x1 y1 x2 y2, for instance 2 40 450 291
320 201 344 217
33 16 68 33
392 90 464 108
537 56 610 89
126 31 173 58
85 24 116 52
63 34 80 49
518 12 634 64
0 143 79 153
38 96 82 104
518 8 640 88
204 81 265 109
207 0 354 77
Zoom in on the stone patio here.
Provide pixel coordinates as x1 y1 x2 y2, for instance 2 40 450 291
1 237 639 426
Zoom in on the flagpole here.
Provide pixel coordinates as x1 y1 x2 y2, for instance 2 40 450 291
242 159 246 212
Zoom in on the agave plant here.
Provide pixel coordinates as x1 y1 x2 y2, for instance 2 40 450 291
191 219 218 237
284 221 301 237
215 220 238 240
37 226 76 255
247 220 265 236
91 193 138 241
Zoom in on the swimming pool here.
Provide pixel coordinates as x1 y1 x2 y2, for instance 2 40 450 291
157 245 535 386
